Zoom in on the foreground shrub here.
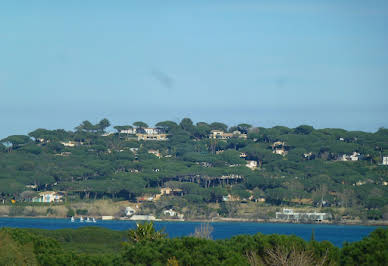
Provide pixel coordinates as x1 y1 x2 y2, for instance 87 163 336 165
341 228 388 265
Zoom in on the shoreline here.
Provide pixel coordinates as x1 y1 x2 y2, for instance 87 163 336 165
1 215 387 227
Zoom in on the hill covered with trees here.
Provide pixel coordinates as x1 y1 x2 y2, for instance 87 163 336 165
1 118 388 221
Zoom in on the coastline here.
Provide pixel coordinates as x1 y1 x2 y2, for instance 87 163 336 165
1 215 387 226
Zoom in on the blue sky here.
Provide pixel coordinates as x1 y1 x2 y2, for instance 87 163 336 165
1 0 387 138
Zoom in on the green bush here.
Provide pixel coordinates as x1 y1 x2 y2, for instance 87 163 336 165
76 209 88 215
66 208 75 217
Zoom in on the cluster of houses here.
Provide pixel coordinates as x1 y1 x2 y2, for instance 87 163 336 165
116 128 249 141
37 126 388 168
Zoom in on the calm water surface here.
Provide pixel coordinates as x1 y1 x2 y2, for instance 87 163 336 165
0 217 384 247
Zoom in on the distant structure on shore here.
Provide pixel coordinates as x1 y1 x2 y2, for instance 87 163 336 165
275 208 330 222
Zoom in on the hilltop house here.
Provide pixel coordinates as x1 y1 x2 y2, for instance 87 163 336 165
272 141 288 156
209 130 247 140
210 130 232 139
137 133 167 141
339 152 360 161
135 128 168 141
118 128 136 134
117 127 167 140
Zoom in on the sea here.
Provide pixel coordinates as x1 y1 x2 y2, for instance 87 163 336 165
0 217 385 247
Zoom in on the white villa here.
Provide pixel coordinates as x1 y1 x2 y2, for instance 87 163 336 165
32 191 63 203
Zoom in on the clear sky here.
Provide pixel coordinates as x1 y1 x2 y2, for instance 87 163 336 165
1 0 387 138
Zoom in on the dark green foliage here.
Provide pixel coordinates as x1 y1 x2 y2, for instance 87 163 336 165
294 125 314 135
133 121 148 128
120 224 341 265
127 221 167 244
75 209 88 215
66 208 75 217
29 227 127 255
341 228 388 265
1 226 387 265
0 119 388 219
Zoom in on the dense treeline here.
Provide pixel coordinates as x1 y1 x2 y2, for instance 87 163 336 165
1 225 387 265
1 118 388 220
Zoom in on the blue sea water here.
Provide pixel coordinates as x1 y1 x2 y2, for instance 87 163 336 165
0 217 385 247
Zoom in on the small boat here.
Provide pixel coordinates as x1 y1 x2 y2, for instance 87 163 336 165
80 216 84 222
92 217 96 223
86 217 91 223
70 216 75 222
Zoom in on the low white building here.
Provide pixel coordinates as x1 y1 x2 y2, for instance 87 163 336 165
125 206 136 216
163 209 176 216
382 156 388 165
275 208 329 222
163 209 184 219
